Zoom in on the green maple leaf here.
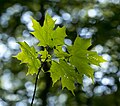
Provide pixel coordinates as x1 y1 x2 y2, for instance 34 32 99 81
49 60 82 94
69 37 106 80
14 42 41 75
31 13 55 47
38 49 51 61
31 13 66 48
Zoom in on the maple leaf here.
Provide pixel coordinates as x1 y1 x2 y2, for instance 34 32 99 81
69 37 106 80
49 60 82 94
14 42 41 75
38 49 51 61
31 13 67 48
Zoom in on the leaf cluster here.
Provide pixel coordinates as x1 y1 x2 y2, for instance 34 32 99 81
14 13 106 94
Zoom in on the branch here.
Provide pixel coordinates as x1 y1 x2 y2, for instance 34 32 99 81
31 57 48 106
30 64 43 106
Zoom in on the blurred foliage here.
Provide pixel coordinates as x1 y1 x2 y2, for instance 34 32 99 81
0 0 120 106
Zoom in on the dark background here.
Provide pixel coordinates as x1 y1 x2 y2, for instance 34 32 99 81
0 0 120 106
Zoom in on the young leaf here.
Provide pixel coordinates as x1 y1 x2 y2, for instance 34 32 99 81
54 46 70 59
14 42 41 75
38 49 51 61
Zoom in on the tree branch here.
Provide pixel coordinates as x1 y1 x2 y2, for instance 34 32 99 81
30 64 43 106
31 57 48 106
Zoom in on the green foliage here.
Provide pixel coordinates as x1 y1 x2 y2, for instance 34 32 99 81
50 60 82 94
30 13 67 48
14 13 106 94
69 37 106 80
14 42 41 75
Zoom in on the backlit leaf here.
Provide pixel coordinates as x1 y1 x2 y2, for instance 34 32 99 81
31 13 66 48
14 42 41 75
69 37 106 80
38 49 51 61
49 60 82 94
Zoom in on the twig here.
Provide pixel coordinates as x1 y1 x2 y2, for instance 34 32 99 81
30 65 42 106
31 57 48 106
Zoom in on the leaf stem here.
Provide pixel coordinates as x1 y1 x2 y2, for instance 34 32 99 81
31 57 48 106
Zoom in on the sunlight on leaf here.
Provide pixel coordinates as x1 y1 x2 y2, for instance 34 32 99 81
14 12 106 94
14 42 41 75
